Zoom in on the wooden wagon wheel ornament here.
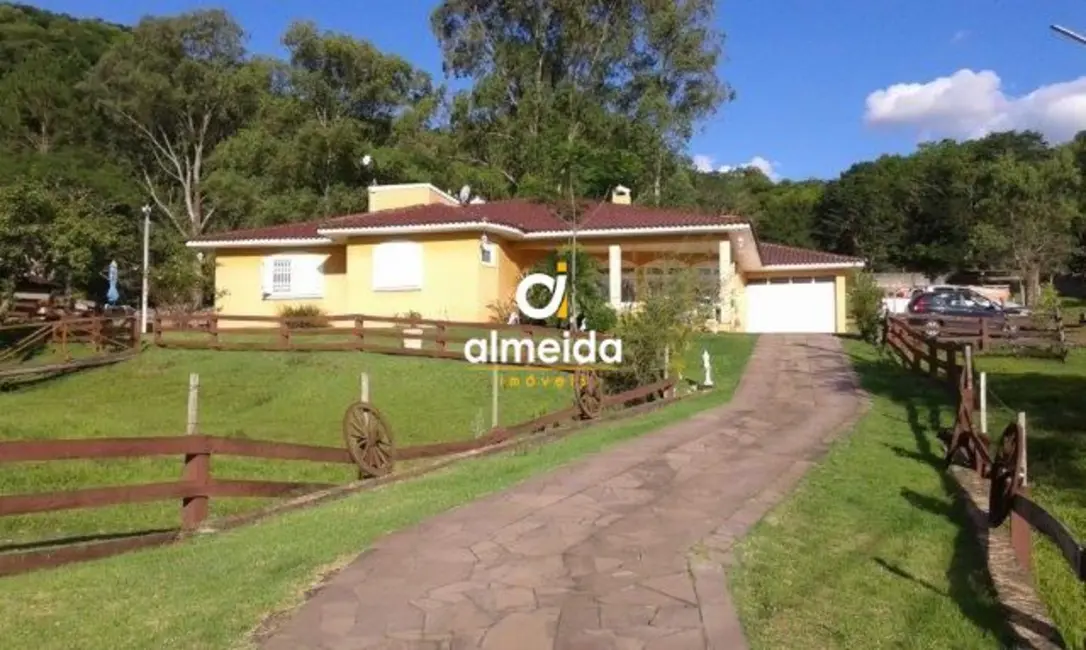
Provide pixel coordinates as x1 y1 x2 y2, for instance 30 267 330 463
988 423 1022 528
342 402 395 478
574 369 603 419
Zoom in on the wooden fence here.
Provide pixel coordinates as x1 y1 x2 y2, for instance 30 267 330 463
152 312 610 361
883 318 1085 585
0 376 675 576
894 312 1070 356
0 316 141 380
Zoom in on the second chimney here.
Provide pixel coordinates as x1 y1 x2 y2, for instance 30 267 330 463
611 185 631 205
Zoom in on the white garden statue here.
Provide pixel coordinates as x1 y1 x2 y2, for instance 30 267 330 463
702 349 714 387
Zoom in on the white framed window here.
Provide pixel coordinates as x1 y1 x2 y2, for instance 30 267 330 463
373 241 423 291
262 254 326 299
480 241 496 266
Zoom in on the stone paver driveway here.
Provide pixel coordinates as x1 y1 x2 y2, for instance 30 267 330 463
261 335 865 650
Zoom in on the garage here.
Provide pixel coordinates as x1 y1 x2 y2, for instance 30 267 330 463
745 276 836 333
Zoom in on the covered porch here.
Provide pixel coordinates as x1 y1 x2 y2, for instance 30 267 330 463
514 229 760 331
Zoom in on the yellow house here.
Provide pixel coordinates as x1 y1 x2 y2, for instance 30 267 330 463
186 182 865 333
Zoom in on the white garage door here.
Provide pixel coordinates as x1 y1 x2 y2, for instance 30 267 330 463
746 276 836 333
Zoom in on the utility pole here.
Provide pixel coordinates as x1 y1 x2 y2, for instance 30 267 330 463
141 204 151 335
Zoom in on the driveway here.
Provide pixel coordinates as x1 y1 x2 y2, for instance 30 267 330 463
260 334 866 650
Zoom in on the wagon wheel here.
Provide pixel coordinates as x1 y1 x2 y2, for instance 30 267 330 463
988 424 1022 528
574 369 603 419
342 402 395 478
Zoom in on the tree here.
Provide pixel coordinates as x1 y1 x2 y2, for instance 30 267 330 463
84 9 263 241
812 156 917 270
970 150 1081 305
624 0 731 204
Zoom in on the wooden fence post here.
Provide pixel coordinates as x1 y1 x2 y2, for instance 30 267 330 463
491 365 499 429
353 317 364 350
181 372 208 531
928 342 938 380
186 373 200 435
1010 412 1032 574
438 323 447 351
90 317 103 352
278 317 290 349
130 315 140 348
979 317 988 352
979 372 988 437
209 314 219 347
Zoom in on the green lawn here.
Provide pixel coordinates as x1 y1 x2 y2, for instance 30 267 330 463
1 333 751 546
0 335 756 650
972 350 1086 648
730 339 1012 649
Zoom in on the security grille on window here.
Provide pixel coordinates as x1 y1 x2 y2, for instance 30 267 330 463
262 254 325 299
271 259 292 294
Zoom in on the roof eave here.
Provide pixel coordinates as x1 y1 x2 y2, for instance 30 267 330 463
317 221 528 239
185 238 334 249
525 223 750 239
753 261 866 272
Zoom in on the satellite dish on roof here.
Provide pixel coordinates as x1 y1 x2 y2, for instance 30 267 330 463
458 185 471 204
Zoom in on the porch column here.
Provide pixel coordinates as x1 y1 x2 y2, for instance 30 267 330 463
608 244 622 308
719 239 734 325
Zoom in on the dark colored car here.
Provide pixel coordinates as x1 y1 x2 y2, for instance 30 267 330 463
905 288 1018 338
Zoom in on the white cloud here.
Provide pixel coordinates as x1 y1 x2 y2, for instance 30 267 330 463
864 68 1086 143
693 154 781 181
951 29 970 44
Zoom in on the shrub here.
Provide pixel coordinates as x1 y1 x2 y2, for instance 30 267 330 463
848 271 884 344
605 262 702 394
277 304 328 329
486 298 517 324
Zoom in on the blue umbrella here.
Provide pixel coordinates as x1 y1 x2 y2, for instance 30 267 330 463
106 260 120 305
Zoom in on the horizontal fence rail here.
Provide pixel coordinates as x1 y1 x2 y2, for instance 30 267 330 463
0 315 141 381
0 376 677 576
883 316 1085 585
151 312 615 368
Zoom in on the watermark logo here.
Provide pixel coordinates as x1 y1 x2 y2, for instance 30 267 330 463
464 260 623 367
514 261 569 320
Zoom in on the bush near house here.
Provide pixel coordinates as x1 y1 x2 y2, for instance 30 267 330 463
276 304 328 328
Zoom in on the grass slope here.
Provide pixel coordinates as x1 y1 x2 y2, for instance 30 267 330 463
0 335 756 650
1 335 749 546
730 340 1011 649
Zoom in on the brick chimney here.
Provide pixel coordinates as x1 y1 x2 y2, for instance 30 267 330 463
611 185 631 205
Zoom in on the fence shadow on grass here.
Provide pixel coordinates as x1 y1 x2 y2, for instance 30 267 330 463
0 527 178 553
846 347 1014 644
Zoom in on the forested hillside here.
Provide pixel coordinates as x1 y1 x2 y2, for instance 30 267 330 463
1 1 1084 310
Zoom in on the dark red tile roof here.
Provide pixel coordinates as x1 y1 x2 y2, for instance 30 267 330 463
318 200 571 233
577 203 747 230
188 219 325 243
758 242 864 267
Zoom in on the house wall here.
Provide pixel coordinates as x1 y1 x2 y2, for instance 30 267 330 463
739 268 848 334
343 233 498 322
213 246 347 320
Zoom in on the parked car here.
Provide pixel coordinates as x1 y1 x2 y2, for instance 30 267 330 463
905 288 1020 338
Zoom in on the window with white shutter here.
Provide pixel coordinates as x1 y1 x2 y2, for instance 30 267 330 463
262 254 326 299
373 242 423 291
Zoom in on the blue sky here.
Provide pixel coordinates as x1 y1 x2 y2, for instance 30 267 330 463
26 0 1086 181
